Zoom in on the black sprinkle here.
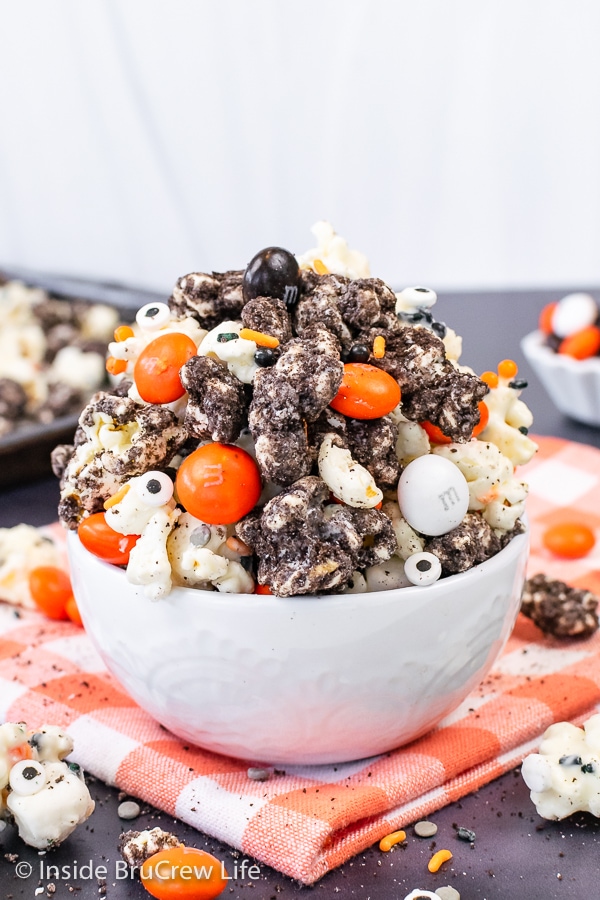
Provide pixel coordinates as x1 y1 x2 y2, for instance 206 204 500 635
431 321 447 338
457 826 476 842
254 347 276 367
518 426 529 435
508 379 528 390
217 332 239 343
581 763 595 774
559 755 582 766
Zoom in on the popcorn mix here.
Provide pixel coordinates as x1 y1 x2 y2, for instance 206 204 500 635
0 278 119 435
53 225 536 598
521 714 600 819
0 722 94 848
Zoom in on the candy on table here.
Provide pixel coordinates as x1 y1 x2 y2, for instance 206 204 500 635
0 722 94 848
542 521 596 559
140 845 228 900
520 573 599 638
521 713 600 819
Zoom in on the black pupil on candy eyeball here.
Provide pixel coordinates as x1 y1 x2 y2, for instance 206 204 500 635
254 348 275 367
416 560 432 572
146 479 161 495
415 287 429 293
144 307 160 318
23 766 39 780
347 343 370 363
243 246 300 306
431 321 447 338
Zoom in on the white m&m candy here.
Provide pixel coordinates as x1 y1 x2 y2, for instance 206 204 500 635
398 455 469 536
551 292 598 338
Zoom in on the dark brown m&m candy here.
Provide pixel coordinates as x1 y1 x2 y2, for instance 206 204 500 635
242 247 300 307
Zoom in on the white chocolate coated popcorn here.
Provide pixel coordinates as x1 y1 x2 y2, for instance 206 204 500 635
0 723 94 849
168 512 254 594
365 556 410 591
296 221 370 279
108 314 206 374
198 320 258 384
522 714 600 819
381 501 425 559
125 506 181 600
433 440 528 533
318 434 383 508
479 374 537 467
0 525 63 609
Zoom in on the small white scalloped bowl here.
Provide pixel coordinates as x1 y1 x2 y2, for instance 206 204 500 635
521 330 600 425
67 526 529 765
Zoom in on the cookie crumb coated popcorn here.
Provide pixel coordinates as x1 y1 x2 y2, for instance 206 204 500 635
119 827 182 868
522 714 600 819
0 722 94 848
55 223 534 598
521 573 599 637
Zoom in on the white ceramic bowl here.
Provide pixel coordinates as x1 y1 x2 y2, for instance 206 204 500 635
521 330 600 426
67 528 529 765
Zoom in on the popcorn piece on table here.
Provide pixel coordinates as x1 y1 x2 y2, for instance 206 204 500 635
522 714 600 819
0 723 94 849
119 827 182 869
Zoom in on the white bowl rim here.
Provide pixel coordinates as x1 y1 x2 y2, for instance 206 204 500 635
521 329 600 372
67 521 529 609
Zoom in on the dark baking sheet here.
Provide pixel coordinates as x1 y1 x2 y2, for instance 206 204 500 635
0 267 166 487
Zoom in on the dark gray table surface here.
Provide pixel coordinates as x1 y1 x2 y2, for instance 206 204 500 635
1 286 600 900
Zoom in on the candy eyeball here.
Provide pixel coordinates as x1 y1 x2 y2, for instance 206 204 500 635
9 759 47 796
551 292 598 338
395 286 438 314
404 551 442 586
242 247 301 307
132 471 174 507
398 455 470 536
136 302 171 331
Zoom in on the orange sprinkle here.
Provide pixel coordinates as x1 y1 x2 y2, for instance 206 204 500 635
428 848 453 872
106 356 127 376
239 328 280 348
498 358 518 379
559 325 600 360
225 535 253 556
480 370 499 389
313 258 329 275
114 325 134 342
104 484 130 510
379 830 406 852
538 301 558 335
373 336 386 359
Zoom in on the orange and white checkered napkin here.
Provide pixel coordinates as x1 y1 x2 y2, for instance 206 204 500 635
2 434 600 884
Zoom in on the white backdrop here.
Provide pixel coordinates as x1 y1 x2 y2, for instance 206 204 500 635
1 0 600 293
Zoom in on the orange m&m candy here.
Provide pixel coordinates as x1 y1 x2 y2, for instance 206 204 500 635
542 522 596 559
